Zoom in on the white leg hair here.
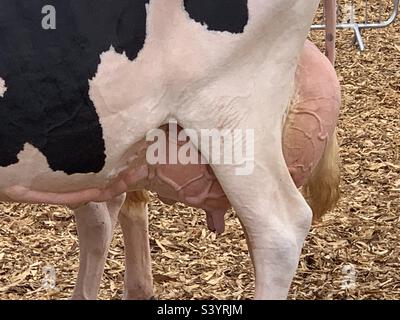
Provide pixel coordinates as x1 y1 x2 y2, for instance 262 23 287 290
177 109 313 299
213 157 312 299
71 194 126 300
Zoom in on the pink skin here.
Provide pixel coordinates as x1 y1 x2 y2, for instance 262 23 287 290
117 123 231 234
72 39 340 299
118 192 154 300
283 40 340 187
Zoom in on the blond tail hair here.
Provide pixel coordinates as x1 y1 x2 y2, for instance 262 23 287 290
302 130 340 221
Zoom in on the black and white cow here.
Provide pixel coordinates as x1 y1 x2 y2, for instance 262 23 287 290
0 0 341 300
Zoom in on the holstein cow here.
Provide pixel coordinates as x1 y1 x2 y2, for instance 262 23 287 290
0 0 340 299
72 39 341 300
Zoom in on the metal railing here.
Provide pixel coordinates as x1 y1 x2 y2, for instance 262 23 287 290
312 0 399 50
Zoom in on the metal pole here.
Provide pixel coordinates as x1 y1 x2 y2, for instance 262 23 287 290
324 0 337 65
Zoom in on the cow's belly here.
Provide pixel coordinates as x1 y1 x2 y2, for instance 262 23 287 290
0 0 320 203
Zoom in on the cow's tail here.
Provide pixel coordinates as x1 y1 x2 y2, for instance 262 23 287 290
302 130 340 221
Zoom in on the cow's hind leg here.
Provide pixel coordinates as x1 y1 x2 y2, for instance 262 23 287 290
205 126 312 299
72 194 126 300
119 190 154 300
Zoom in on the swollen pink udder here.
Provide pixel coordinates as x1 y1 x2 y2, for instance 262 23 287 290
283 40 341 187
120 125 231 234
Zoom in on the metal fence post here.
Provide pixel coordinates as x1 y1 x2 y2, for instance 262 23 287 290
312 0 399 51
